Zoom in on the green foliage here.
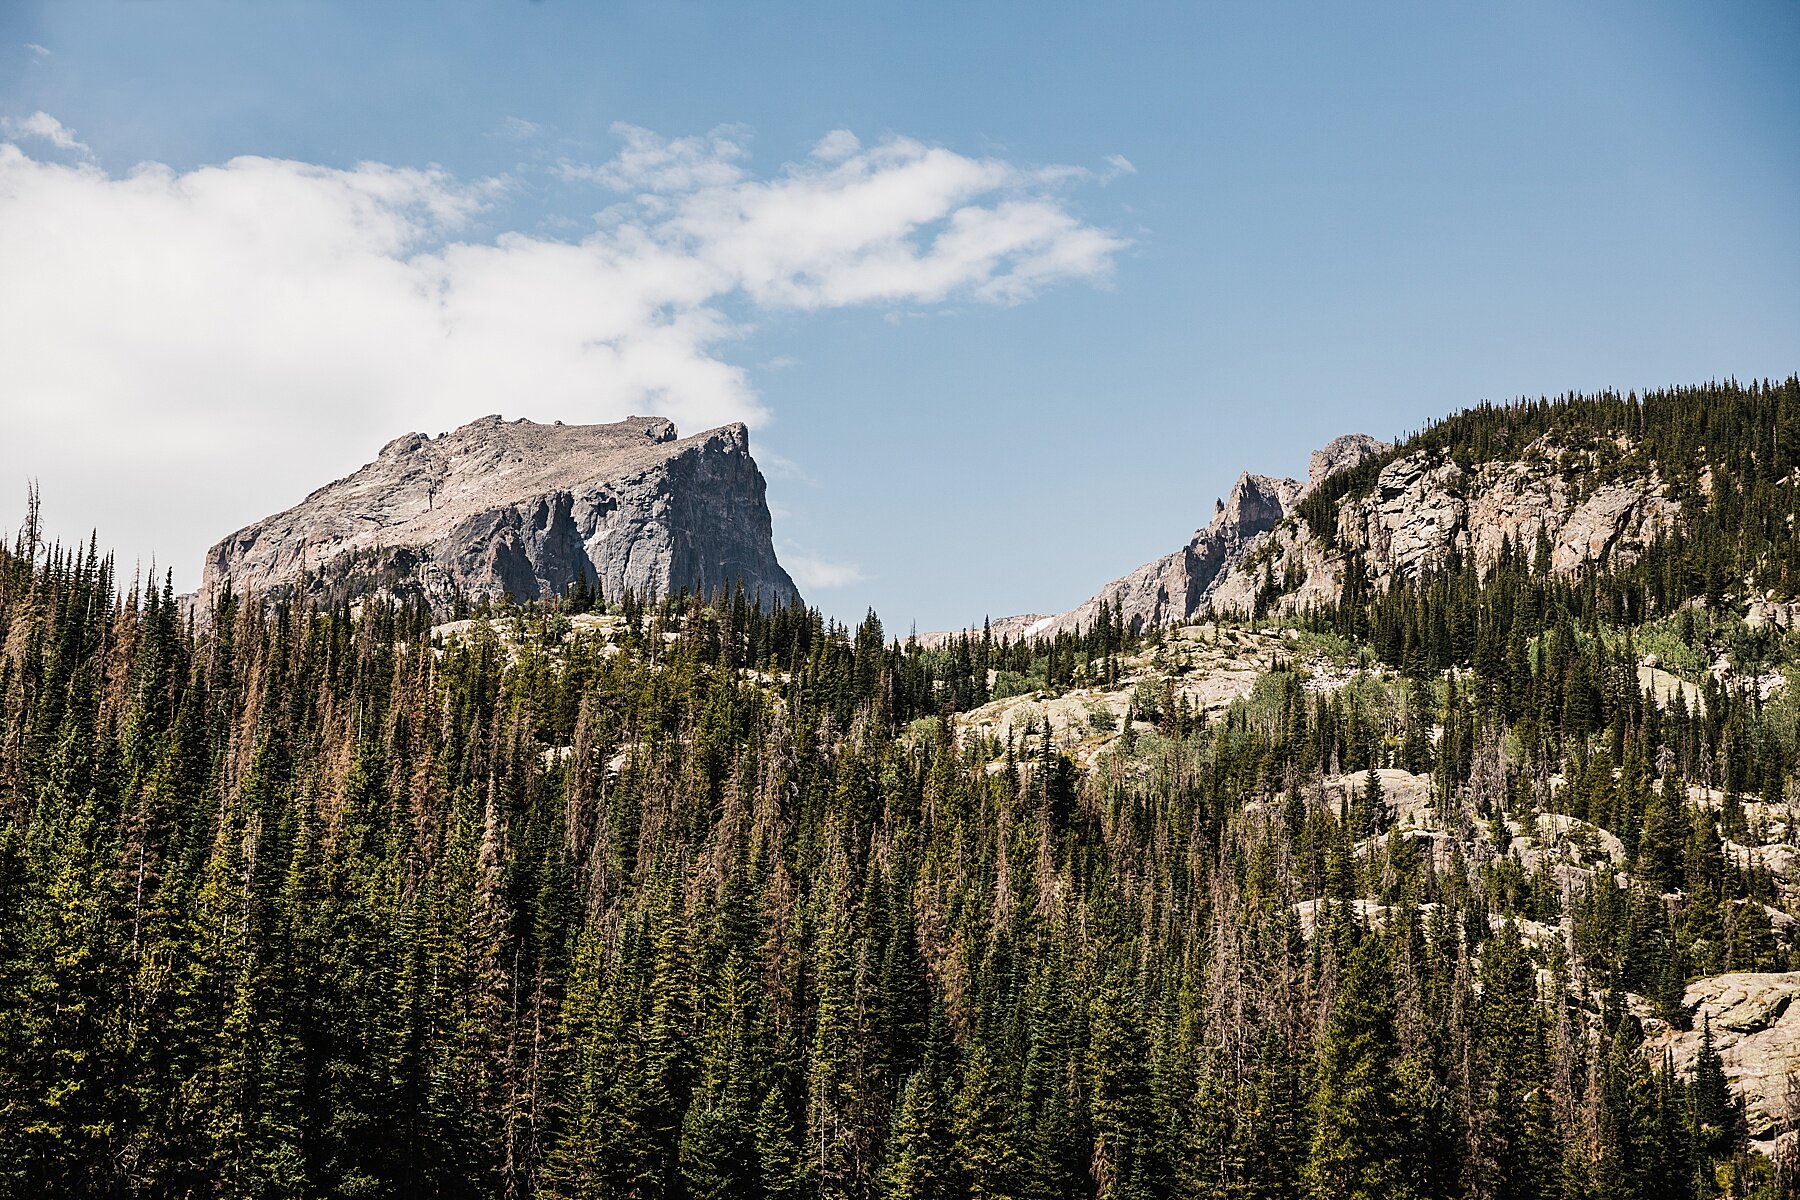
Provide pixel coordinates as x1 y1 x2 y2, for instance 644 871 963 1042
1304 936 1427 1200
4 383 1800 1198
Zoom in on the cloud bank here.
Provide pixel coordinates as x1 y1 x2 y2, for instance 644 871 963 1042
0 118 1124 585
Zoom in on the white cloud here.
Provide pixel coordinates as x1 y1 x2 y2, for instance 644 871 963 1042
559 122 751 192
0 121 1125 587
1103 154 1137 179
500 115 543 140
785 553 868 590
811 129 860 162
2 112 87 153
25 43 51 58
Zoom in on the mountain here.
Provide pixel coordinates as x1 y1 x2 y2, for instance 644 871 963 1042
199 414 799 616
927 432 1386 643
1205 423 1684 618
946 391 1724 643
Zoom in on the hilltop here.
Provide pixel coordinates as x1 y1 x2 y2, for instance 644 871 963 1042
200 414 799 618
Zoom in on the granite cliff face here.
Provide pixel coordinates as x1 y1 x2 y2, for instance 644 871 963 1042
936 426 1686 642
1208 433 1682 617
201 415 800 616
952 433 1386 642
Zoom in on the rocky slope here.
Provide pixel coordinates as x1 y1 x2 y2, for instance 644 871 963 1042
1208 433 1683 617
939 611 1800 1148
925 433 1386 643
940 425 1687 642
201 415 799 617
1648 972 1800 1154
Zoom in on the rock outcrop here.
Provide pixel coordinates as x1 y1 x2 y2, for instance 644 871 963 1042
947 623 1369 771
1090 431 1681 632
201 415 799 617
1321 444 1681 591
932 432 1388 642
1648 972 1800 1151
1309 433 1388 490
932 426 1684 646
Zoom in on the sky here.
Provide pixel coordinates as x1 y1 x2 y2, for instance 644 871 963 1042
2 3 1797 632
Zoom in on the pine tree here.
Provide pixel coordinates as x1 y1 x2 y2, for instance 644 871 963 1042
1689 1014 1738 1158
1471 921 1553 1200
1087 974 1158 1200
882 1066 956 1200
755 1085 804 1200
1304 935 1423 1200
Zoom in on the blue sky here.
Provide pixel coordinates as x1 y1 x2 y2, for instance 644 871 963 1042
2 2 1797 630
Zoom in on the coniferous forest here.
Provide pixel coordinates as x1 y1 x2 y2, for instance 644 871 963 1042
6 381 1800 1200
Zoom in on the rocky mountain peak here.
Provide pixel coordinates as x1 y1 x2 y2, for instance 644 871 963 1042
924 431 1387 643
1221 472 1302 533
928 414 1701 644
1307 432 1388 491
202 414 798 616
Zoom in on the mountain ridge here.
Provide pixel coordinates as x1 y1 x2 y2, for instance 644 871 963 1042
921 431 1387 644
200 413 799 617
928 396 1727 646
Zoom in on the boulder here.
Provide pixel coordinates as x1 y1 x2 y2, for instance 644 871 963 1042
1648 972 1800 1147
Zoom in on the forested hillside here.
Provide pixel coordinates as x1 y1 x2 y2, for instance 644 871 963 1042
4 381 1800 1200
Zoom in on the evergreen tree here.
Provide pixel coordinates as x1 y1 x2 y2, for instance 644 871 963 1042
1304 936 1423 1200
